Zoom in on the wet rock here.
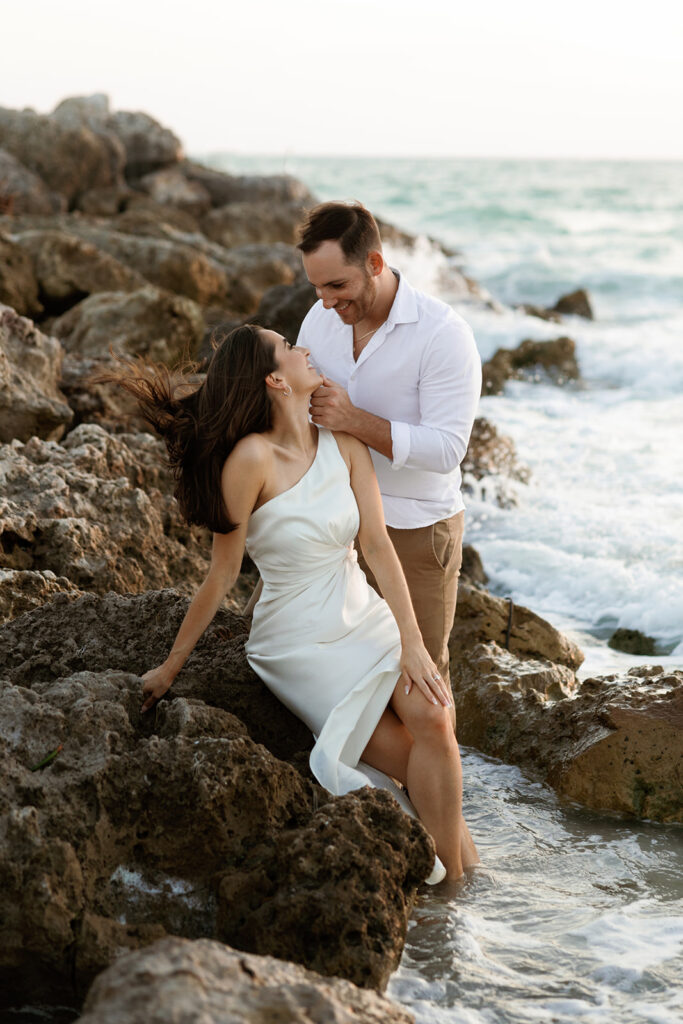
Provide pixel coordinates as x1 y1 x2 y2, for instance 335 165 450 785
0 231 42 317
202 198 309 248
14 229 145 313
0 106 123 205
52 285 204 362
460 545 487 585
217 786 430 989
517 302 563 323
452 581 584 671
608 628 657 655
482 337 580 395
461 416 531 508
0 304 73 442
552 288 594 320
0 425 211 597
0 592 432 1006
0 147 64 216
0 568 83 624
78 937 415 1024
138 167 212 218
451 643 682 822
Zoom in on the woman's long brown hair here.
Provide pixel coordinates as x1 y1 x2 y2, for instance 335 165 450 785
100 323 277 532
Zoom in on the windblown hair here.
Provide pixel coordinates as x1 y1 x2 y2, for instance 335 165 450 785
100 324 277 533
297 200 382 265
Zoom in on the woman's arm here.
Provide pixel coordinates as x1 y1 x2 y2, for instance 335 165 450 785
242 576 263 619
336 432 452 707
141 436 268 711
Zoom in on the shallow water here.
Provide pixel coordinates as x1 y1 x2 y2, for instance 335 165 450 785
209 153 683 674
389 749 683 1024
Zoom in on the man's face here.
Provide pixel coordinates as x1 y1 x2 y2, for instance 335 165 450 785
302 240 379 326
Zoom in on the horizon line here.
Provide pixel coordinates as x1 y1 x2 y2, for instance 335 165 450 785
193 150 683 164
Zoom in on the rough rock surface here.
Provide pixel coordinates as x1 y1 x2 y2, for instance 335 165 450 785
0 231 42 317
0 146 64 215
608 627 657 655
202 198 309 248
219 242 302 315
461 416 531 508
53 224 230 306
254 278 318 340
552 288 594 319
52 285 204 361
78 937 415 1024
182 162 315 207
106 109 184 179
0 591 433 1008
0 425 211 598
460 544 488 585
452 645 682 822
0 106 123 204
0 303 73 442
59 353 155 434
113 199 203 235
517 302 563 323
482 336 580 395
14 229 145 312
0 568 83 624
138 166 212 217
452 580 584 673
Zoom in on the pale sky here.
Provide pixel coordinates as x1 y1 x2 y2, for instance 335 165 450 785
3 0 683 159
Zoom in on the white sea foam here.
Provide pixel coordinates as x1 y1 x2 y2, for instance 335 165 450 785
569 900 683 972
213 155 683 1023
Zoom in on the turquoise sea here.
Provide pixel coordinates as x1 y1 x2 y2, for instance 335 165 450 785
205 154 683 1024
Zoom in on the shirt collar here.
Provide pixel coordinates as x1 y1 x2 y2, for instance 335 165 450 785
386 269 419 328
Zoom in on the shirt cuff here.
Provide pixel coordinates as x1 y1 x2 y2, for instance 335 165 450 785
390 421 410 470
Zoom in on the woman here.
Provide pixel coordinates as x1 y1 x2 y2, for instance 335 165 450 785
113 323 478 881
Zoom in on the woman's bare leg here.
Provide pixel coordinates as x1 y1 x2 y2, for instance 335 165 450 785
362 683 478 879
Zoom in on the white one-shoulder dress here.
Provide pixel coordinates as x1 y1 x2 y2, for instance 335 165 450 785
245 427 447 884
245 426 402 795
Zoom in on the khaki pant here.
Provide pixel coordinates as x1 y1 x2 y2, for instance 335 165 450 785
356 511 465 688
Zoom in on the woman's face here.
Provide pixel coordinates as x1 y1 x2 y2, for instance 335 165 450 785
261 329 323 394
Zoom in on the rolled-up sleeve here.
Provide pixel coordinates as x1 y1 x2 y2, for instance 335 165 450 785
390 319 481 473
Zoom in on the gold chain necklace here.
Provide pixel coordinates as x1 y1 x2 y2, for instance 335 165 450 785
353 321 385 351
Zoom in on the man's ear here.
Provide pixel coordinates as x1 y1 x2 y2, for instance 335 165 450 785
367 249 384 277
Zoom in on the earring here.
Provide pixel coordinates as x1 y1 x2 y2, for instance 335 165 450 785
282 385 292 397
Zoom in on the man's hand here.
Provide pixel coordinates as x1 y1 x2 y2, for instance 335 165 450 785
309 376 358 432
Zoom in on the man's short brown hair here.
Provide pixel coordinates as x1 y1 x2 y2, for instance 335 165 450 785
297 201 382 266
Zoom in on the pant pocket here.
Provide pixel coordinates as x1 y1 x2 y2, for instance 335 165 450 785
430 518 455 571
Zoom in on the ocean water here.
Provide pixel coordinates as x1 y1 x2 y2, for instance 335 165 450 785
206 154 683 1024
209 154 683 678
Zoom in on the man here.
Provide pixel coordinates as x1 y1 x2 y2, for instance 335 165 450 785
296 200 481 697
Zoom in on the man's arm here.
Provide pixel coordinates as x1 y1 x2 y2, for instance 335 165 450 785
309 320 481 473
310 379 393 459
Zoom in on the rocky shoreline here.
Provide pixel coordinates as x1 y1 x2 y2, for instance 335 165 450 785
1 97 680 1021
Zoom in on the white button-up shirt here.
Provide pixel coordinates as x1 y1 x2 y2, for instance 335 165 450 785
297 272 482 529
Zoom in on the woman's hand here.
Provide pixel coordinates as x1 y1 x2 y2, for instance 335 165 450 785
140 666 174 713
400 641 452 707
